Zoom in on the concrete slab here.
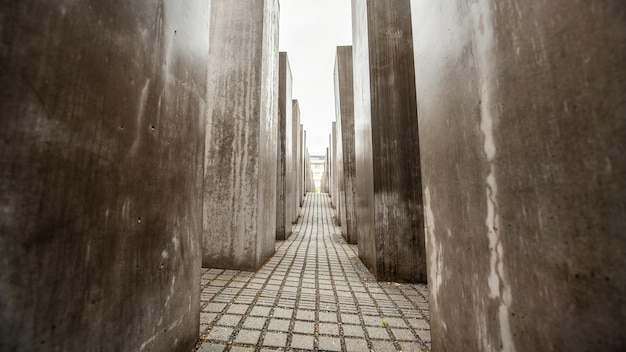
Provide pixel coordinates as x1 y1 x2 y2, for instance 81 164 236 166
334 46 358 244
299 124 305 205
0 1 208 350
203 0 279 270
331 121 339 218
276 52 294 240
292 100 301 223
352 0 427 283
411 0 626 350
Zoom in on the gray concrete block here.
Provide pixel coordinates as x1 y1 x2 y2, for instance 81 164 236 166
329 121 341 213
352 0 426 283
300 124 305 205
203 0 279 270
334 46 358 244
292 100 301 223
276 52 294 240
321 148 330 193
305 147 316 194
411 0 626 350
0 1 208 350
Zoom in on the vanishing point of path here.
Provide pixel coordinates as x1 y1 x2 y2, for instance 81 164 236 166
197 193 431 352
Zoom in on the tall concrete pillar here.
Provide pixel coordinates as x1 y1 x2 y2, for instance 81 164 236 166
292 100 301 223
0 1 209 350
331 122 339 216
352 0 426 283
300 124 305 204
303 131 308 196
276 52 294 240
334 46 358 244
411 0 626 350
203 0 279 270
321 147 330 193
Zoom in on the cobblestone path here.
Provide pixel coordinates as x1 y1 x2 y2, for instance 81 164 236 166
197 193 431 352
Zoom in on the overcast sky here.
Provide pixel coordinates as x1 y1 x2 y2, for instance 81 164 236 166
279 0 353 157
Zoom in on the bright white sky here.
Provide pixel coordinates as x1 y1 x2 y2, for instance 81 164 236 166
279 0 353 157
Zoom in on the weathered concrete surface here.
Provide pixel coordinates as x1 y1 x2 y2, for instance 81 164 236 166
0 1 208 350
203 0 279 270
276 52 294 240
352 0 427 283
303 131 309 194
330 122 339 216
299 124 305 205
334 118 347 231
334 46 358 244
291 100 301 223
305 148 316 193
321 148 330 193
411 0 626 350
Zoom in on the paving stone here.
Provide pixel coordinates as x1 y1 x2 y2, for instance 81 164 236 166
250 306 271 317
206 326 233 342
367 326 390 340
200 313 217 324
318 336 342 351
293 320 315 334
345 338 369 351
318 311 337 323
363 315 384 326
227 304 249 315
263 332 287 347
371 340 398 352
385 317 408 328
342 324 365 338
198 342 226 352
408 317 430 330
318 322 340 336
272 307 293 319
400 342 427 352
230 346 255 352
416 329 431 341
204 303 227 313
268 318 290 332
216 314 242 327
390 328 415 341
290 333 314 350
296 310 315 321
341 314 360 325
242 317 266 330
234 329 261 345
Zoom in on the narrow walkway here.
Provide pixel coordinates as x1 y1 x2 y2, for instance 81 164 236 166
197 193 431 352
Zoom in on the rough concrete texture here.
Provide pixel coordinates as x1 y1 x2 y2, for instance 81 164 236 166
299 124 305 205
321 148 330 193
334 118 347 232
291 100 301 223
0 1 208 350
331 122 342 226
276 52 294 240
411 0 626 350
303 131 309 194
330 131 333 203
203 0 279 271
305 149 316 193
334 46 358 244
352 0 427 283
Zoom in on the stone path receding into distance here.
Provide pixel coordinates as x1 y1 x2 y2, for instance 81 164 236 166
197 193 431 352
